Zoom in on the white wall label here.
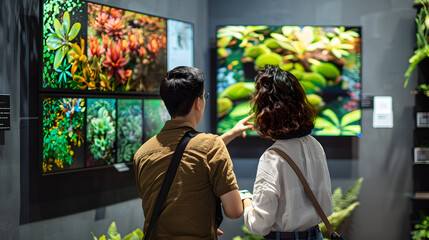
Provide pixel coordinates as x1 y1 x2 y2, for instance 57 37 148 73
373 96 393 128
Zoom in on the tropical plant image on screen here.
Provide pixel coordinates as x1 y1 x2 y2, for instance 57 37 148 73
117 99 143 163
217 26 362 136
87 3 167 91
42 98 86 173
43 0 167 92
86 98 116 166
143 99 170 141
43 0 86 89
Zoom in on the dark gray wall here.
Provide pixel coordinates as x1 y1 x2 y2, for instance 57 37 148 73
209 0 417 239
0 0 209 239
0 0 418 239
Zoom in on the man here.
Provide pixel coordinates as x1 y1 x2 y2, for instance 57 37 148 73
134 66 253 239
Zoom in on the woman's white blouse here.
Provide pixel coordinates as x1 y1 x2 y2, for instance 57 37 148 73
243 135 333 235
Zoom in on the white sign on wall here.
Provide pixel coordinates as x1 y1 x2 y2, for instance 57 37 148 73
373 96 393 128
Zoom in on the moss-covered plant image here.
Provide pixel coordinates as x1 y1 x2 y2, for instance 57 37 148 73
91 221 143 240
86 98 116 166
42 98 86 173
143 99 170 141
216 25 362 136
117 99 143 163
43 0 167 92
233 178 363 240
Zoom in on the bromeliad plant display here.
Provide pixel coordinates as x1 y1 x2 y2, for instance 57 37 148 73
216 25 361 136
91 221 143 240
42 98 86 173
86 98 116 166
117 99 143 163
87 3 166 92
43 0 167 92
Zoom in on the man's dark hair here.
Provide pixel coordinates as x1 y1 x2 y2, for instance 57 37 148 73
160 66 205 118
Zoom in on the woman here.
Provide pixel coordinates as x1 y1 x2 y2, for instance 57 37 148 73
242 65 333 240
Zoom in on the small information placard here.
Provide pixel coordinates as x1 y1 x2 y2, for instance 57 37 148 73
417 112 429 128
113 163 130 172
373 96 393 128
0 94 10 130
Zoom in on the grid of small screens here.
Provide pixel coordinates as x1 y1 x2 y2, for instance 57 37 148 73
41 0 193 174
41 97 170 173
216 26 362 137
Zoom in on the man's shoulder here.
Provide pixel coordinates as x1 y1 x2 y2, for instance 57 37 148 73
134 135 162 160
189 132 225 152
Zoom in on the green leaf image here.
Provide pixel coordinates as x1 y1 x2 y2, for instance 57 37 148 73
322 109 340 127
340 109 360 127
314 109 361 136
219 82 255 100
68 22 81 41
229 101 251 118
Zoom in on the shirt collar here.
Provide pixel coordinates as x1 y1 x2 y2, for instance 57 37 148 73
161 119 196 132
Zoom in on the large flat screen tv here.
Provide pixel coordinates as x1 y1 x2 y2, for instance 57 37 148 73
43 1 167 92
40 0 193 174
24 0 194 223
216 25 362 137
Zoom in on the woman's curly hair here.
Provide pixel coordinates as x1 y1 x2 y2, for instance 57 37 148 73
250 65 317 140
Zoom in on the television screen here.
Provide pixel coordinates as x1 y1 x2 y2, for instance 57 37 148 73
42 97 86 173
167 19 194 70
43 0 167 92
216 25 362 136
117 99 143 163
86 98 117 166
143 99 170 141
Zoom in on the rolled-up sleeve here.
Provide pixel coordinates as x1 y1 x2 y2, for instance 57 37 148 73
243 152 280 235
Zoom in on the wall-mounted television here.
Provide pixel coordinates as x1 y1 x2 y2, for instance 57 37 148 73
21 0 194 223
216 25 362 137
40 0 193 175
43 1 167 92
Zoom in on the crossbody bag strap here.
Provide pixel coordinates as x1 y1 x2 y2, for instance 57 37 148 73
144 130 200 240
268 147 336 236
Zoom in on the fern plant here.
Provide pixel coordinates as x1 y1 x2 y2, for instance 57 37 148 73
91 221 143 240
233 178 363 240
319 178 363 238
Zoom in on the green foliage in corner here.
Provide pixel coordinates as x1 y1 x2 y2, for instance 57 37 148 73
412 215 429 240
232 225 264 240
405 0 429 87
233 178 363 240
91 221 143 240
319 178 363 238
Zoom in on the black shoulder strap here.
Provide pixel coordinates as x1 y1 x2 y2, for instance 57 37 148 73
144 130 200 240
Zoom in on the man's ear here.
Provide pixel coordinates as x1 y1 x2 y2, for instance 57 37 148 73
193 97 201 111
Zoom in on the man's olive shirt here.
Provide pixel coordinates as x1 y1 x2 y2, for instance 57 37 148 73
134 120 238 240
